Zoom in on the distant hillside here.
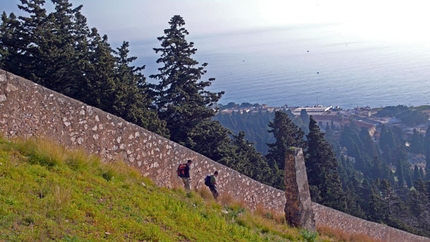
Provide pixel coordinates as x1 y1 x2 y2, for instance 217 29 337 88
0 136 380 242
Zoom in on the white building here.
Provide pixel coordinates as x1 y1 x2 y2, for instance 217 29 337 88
292 106 332 116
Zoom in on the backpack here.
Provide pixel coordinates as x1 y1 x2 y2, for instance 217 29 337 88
177 164 187 177
204 175 212 186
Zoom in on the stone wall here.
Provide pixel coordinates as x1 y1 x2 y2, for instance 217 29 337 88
313 203 430 242
1 69 429 241
0 70 285 212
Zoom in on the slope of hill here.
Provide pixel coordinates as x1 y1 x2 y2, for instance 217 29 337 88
0 136 293 241
0 136 381 242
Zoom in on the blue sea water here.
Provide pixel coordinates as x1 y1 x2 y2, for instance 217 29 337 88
136 24 430 110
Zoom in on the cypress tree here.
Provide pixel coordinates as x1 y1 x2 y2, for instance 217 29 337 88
395 160 405 188
380 125 396 154
410 128 424 154
424 126 430 178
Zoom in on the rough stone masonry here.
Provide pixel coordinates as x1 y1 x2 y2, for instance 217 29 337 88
284 148 315 231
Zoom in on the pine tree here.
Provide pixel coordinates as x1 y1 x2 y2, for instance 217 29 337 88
266 111 305 170
0 0 166 135
306 116 347 212
150 15 224 146
368 188 387 223
0 0 49 80
110 41 168 135
0 11 21 68
230 131 280 187
186 119 233 162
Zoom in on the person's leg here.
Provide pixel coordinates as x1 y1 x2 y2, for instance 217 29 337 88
182 178 191 191
210 186 218 199
185 178 191 191
213 188 219 200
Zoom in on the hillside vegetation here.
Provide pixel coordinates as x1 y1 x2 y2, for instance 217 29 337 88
0 136 380 242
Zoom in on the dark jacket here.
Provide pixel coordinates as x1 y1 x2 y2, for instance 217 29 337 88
178 164 190 178
183 164 190 178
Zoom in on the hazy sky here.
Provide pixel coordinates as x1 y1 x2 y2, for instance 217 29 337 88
2 0 430 44
2 1 430 107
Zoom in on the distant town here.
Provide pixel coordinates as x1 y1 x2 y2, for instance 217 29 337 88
218 103 430 168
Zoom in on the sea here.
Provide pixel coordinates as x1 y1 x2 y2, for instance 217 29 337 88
133 23 430 110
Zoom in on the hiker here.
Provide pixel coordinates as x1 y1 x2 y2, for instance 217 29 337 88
205 171 219 199
177 160 192 191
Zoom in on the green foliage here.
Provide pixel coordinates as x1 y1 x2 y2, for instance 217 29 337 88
409 128 424 154
306 116 347 212
300 229 318 242
150 15 224 145
229 131 281 187
214 110 276 154
214 108 306 155
266 111 305 170
186 119 233 162
375 105 428 125
0 0 167 136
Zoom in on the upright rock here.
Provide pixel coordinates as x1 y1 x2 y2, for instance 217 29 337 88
284 148 315 230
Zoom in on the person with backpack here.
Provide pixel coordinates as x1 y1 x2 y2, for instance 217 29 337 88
204 171 219 200
177 160 192 191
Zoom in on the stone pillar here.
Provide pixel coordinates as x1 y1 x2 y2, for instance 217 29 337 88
284 147 315 230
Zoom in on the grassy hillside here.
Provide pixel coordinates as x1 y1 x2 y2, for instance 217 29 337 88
0 136 376 242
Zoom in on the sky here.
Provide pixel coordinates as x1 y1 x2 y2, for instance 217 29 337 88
2 0 430 107
2 0 430 44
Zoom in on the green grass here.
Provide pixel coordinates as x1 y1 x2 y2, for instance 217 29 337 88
0 136 373 242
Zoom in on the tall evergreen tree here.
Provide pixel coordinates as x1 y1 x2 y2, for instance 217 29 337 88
424 126 430 178
306 116 347 212
186 119 233 162
299 109 310 134
266 111 305 170
0 0 166 135
413 165 421 184
110 41 168 135
229 131 280 187
410 128 424 154
395 160 405 188
359 127 378 160
380 125 396 157
340 125 367 171
368 187 387 223
150 15 224 146
0 0 92 96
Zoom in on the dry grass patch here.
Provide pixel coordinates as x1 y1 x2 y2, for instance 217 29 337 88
317 225 383 242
